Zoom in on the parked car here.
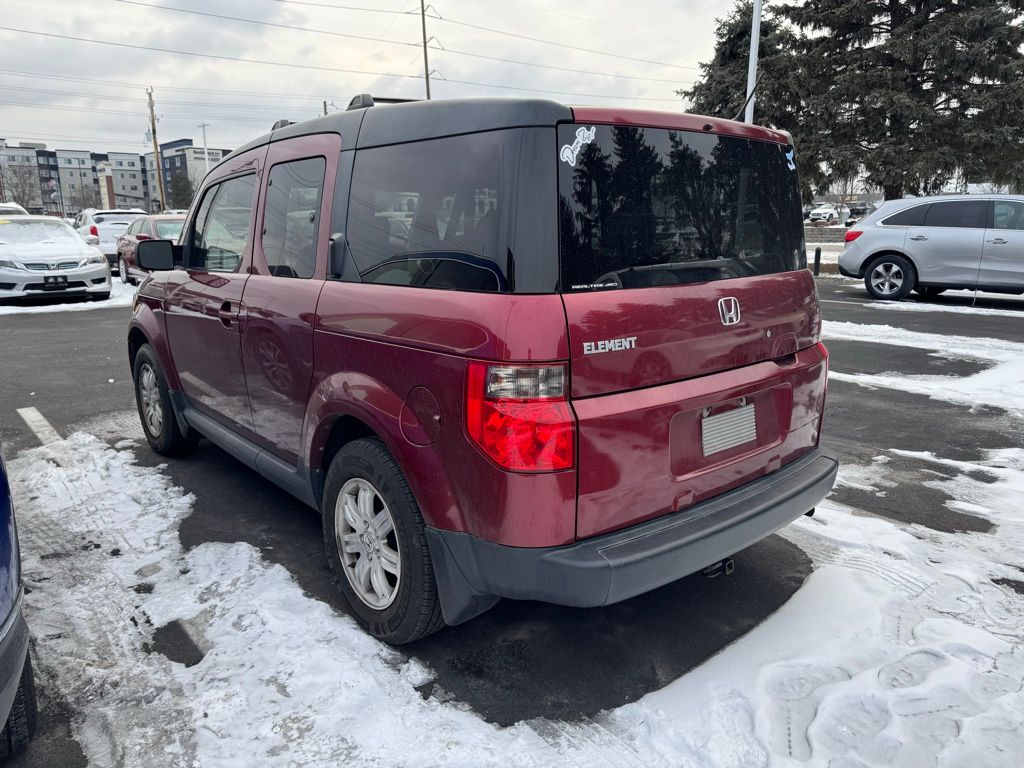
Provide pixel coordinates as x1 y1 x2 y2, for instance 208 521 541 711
0 445 37 758
74 208 146 271
129 96 838 644
115 214 186 285
839 194 1024 300
808 202 845 224
160 209 189 215
0 202 28 217
0 216 111 301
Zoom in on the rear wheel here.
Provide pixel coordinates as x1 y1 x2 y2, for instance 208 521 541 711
0 655 37 758
322 437 445 644
132 344 197 456
118 257 132 285
864 254 915 301
913 286 947 298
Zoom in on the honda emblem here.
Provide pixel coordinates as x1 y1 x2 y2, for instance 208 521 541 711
718 297 741 326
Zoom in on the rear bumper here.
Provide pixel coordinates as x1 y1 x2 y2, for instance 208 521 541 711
838 262 859 278
426 448 838 625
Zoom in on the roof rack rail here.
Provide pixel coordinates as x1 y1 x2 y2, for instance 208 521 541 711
271 119 296 130
346 94 420 111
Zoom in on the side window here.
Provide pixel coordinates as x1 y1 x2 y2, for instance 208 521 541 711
261 157 326 279
993 201 1024 231
126 220 139 235
345 130 520 292
189 174 256 273
882 205 929 226
923 200 987 229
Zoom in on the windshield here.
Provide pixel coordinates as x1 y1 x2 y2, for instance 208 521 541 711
558 124 805 292
156 220 185 239
0 219 80 244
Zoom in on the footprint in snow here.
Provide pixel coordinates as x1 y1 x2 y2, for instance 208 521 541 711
763 662 849 761
810 694 898 764
878 650 948 689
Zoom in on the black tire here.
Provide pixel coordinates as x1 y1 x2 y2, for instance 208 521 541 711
913 286 947 298
132 343 197 456
864 254 916 301
91 292 111 301
118 258 130 285
322 438 445 645
0 655 37 758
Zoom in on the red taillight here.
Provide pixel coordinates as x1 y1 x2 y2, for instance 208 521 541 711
89 225 99 237
466 361 575 472
844 229 863 243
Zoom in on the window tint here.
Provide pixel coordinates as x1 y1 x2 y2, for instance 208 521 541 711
993 201 1024 231
882 204 928 226
262 157 325 279
346 130 520 292
558 124 805 292
189 174 255 272
923 200 987 229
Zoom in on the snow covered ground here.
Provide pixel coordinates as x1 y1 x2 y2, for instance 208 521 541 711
0 280 136 316
7 319 1024 766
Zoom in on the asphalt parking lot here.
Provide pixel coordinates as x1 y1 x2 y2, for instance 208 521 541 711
1 277 1022 766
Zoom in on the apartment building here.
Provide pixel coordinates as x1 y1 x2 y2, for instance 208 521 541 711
145 138 229 209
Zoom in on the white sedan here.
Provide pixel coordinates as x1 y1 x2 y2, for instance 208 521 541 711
0 216 111 301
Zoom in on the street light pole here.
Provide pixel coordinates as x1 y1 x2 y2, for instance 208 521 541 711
743 0 763 124
198 122 210 175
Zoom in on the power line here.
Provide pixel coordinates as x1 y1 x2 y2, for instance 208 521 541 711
438 78 681 102
0 26 422 82
271 0 407 14
113 0 421 50
111 0 693 83
0 98 316 122
500 0 694 46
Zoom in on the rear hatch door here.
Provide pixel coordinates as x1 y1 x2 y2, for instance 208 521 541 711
556 120 826 539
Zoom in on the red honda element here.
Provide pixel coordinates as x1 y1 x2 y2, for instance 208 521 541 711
130 96 837 644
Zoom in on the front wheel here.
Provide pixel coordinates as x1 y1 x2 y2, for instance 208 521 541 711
864 254 916 301
322 438 445 644
132 344 197 456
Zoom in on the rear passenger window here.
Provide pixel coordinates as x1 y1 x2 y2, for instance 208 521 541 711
262 157 325 279
882 205 929 226
923 200 987 229
993 201 1024 231
346 130 520 292
189 174 256 273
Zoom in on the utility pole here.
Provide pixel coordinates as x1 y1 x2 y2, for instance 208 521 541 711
198 122 210 175
420 0 431 100
147 87 167 210
743 0 763 124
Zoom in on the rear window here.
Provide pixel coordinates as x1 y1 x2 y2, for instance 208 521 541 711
557 124 805 292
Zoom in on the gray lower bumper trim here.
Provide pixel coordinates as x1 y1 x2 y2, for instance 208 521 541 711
426 448 838 625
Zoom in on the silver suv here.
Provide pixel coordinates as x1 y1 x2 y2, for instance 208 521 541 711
838 194 1024 300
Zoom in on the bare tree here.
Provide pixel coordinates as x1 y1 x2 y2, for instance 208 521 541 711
0 164 42 209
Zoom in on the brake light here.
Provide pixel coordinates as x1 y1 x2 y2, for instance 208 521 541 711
89 225 99 237
844 229 863 243
466 362 575 471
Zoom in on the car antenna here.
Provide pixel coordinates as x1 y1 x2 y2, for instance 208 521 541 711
732 70 764 122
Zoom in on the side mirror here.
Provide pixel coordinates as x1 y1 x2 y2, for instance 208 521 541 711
329 232 347 278
136 239 178 271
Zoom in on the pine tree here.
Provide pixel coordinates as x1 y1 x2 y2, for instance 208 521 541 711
167 171 195 209
778 0 1024 198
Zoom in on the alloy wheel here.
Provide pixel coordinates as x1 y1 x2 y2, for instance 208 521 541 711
335 478 402 610
138 364 163 437
870 262 904 296
119 259 129 284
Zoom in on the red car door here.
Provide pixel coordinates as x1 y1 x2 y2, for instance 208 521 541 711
240 134 342 462
163 149 266 434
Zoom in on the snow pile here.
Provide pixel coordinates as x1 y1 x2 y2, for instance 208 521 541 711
865 300 1024 318
823 321 1024 412
0 279 135 315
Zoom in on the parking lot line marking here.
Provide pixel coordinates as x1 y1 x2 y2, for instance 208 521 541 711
820 299 865 306
16 407 62 446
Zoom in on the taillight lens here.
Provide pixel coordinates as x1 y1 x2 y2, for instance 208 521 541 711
844 229 863 243
466 362 575 472
89 225 99 237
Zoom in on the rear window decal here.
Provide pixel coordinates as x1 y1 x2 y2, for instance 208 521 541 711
559 126 596 167
786 148 796 170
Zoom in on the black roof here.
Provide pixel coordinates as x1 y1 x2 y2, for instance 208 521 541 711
229 97 572 159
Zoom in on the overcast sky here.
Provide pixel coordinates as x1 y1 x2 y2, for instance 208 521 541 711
0 0 722 156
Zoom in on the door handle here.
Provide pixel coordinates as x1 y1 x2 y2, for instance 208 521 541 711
987 238 1007 245
218 300 234 328
909 235 928 241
